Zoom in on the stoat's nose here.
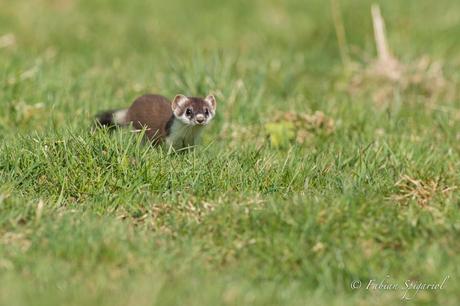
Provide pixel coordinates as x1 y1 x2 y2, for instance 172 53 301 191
196 114 205 124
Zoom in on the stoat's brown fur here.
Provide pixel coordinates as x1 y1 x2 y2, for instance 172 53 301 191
96 94 216 150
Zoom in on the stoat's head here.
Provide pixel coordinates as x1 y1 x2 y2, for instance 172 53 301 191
171 94 217 126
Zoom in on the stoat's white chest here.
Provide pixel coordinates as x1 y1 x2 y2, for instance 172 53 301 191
165 119 204 150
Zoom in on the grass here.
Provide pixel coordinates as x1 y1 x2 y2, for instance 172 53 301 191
1 0 460 305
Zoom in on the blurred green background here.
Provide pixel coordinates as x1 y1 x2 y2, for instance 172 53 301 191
1 0 459 133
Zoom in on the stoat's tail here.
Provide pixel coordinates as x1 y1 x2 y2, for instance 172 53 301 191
95 109 128 128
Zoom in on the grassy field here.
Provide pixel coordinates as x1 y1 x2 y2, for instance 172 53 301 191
1 0 459 305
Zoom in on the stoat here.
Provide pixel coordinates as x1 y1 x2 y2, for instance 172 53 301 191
96 94 216 151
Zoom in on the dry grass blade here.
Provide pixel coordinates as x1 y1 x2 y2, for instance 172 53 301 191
331 0 350 66
391 175 457 207
35 199 44 224
370 4 403 81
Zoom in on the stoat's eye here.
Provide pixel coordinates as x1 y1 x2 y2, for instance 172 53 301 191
204 108 209 116
186 108 193 116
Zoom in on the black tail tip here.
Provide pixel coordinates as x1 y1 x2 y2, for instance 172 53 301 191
94 110 115 128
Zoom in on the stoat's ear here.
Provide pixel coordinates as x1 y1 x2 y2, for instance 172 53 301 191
204 94 216 111
172 94 188 112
